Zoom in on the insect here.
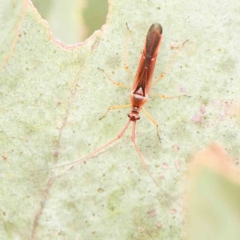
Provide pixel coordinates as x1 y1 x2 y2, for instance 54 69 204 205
46 23 188 190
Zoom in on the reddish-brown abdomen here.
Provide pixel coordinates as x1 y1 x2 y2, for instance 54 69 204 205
128 24 163 122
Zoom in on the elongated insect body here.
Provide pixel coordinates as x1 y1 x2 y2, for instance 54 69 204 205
30 23 190 239
32 25 189 236
129 24 162 121
40 23 187 192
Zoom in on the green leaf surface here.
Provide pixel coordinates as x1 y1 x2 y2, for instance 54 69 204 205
187 145 240 240
1 0 240 239
31 0 87 43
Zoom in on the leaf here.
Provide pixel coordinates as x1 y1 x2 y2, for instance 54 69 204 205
187 145 240 240
32 0 87 43
1 0 240 239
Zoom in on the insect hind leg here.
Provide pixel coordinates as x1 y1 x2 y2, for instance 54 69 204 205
99 104 131 120
142 108 161 142
124 23 135 81
152 39 189 86
98 68 130 88
97 23 136 89
151 92 191 99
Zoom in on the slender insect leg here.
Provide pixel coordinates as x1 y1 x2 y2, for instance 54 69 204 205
98 67 130 88
152 40 189 86
98 24 136 87
99 104 131 120
131 122 164 190
52 120 132 178
151 92 191 99
124 23 135 81
131 122 181 208
142 108 161 142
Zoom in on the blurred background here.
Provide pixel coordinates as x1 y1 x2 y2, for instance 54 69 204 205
32 0 108 44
